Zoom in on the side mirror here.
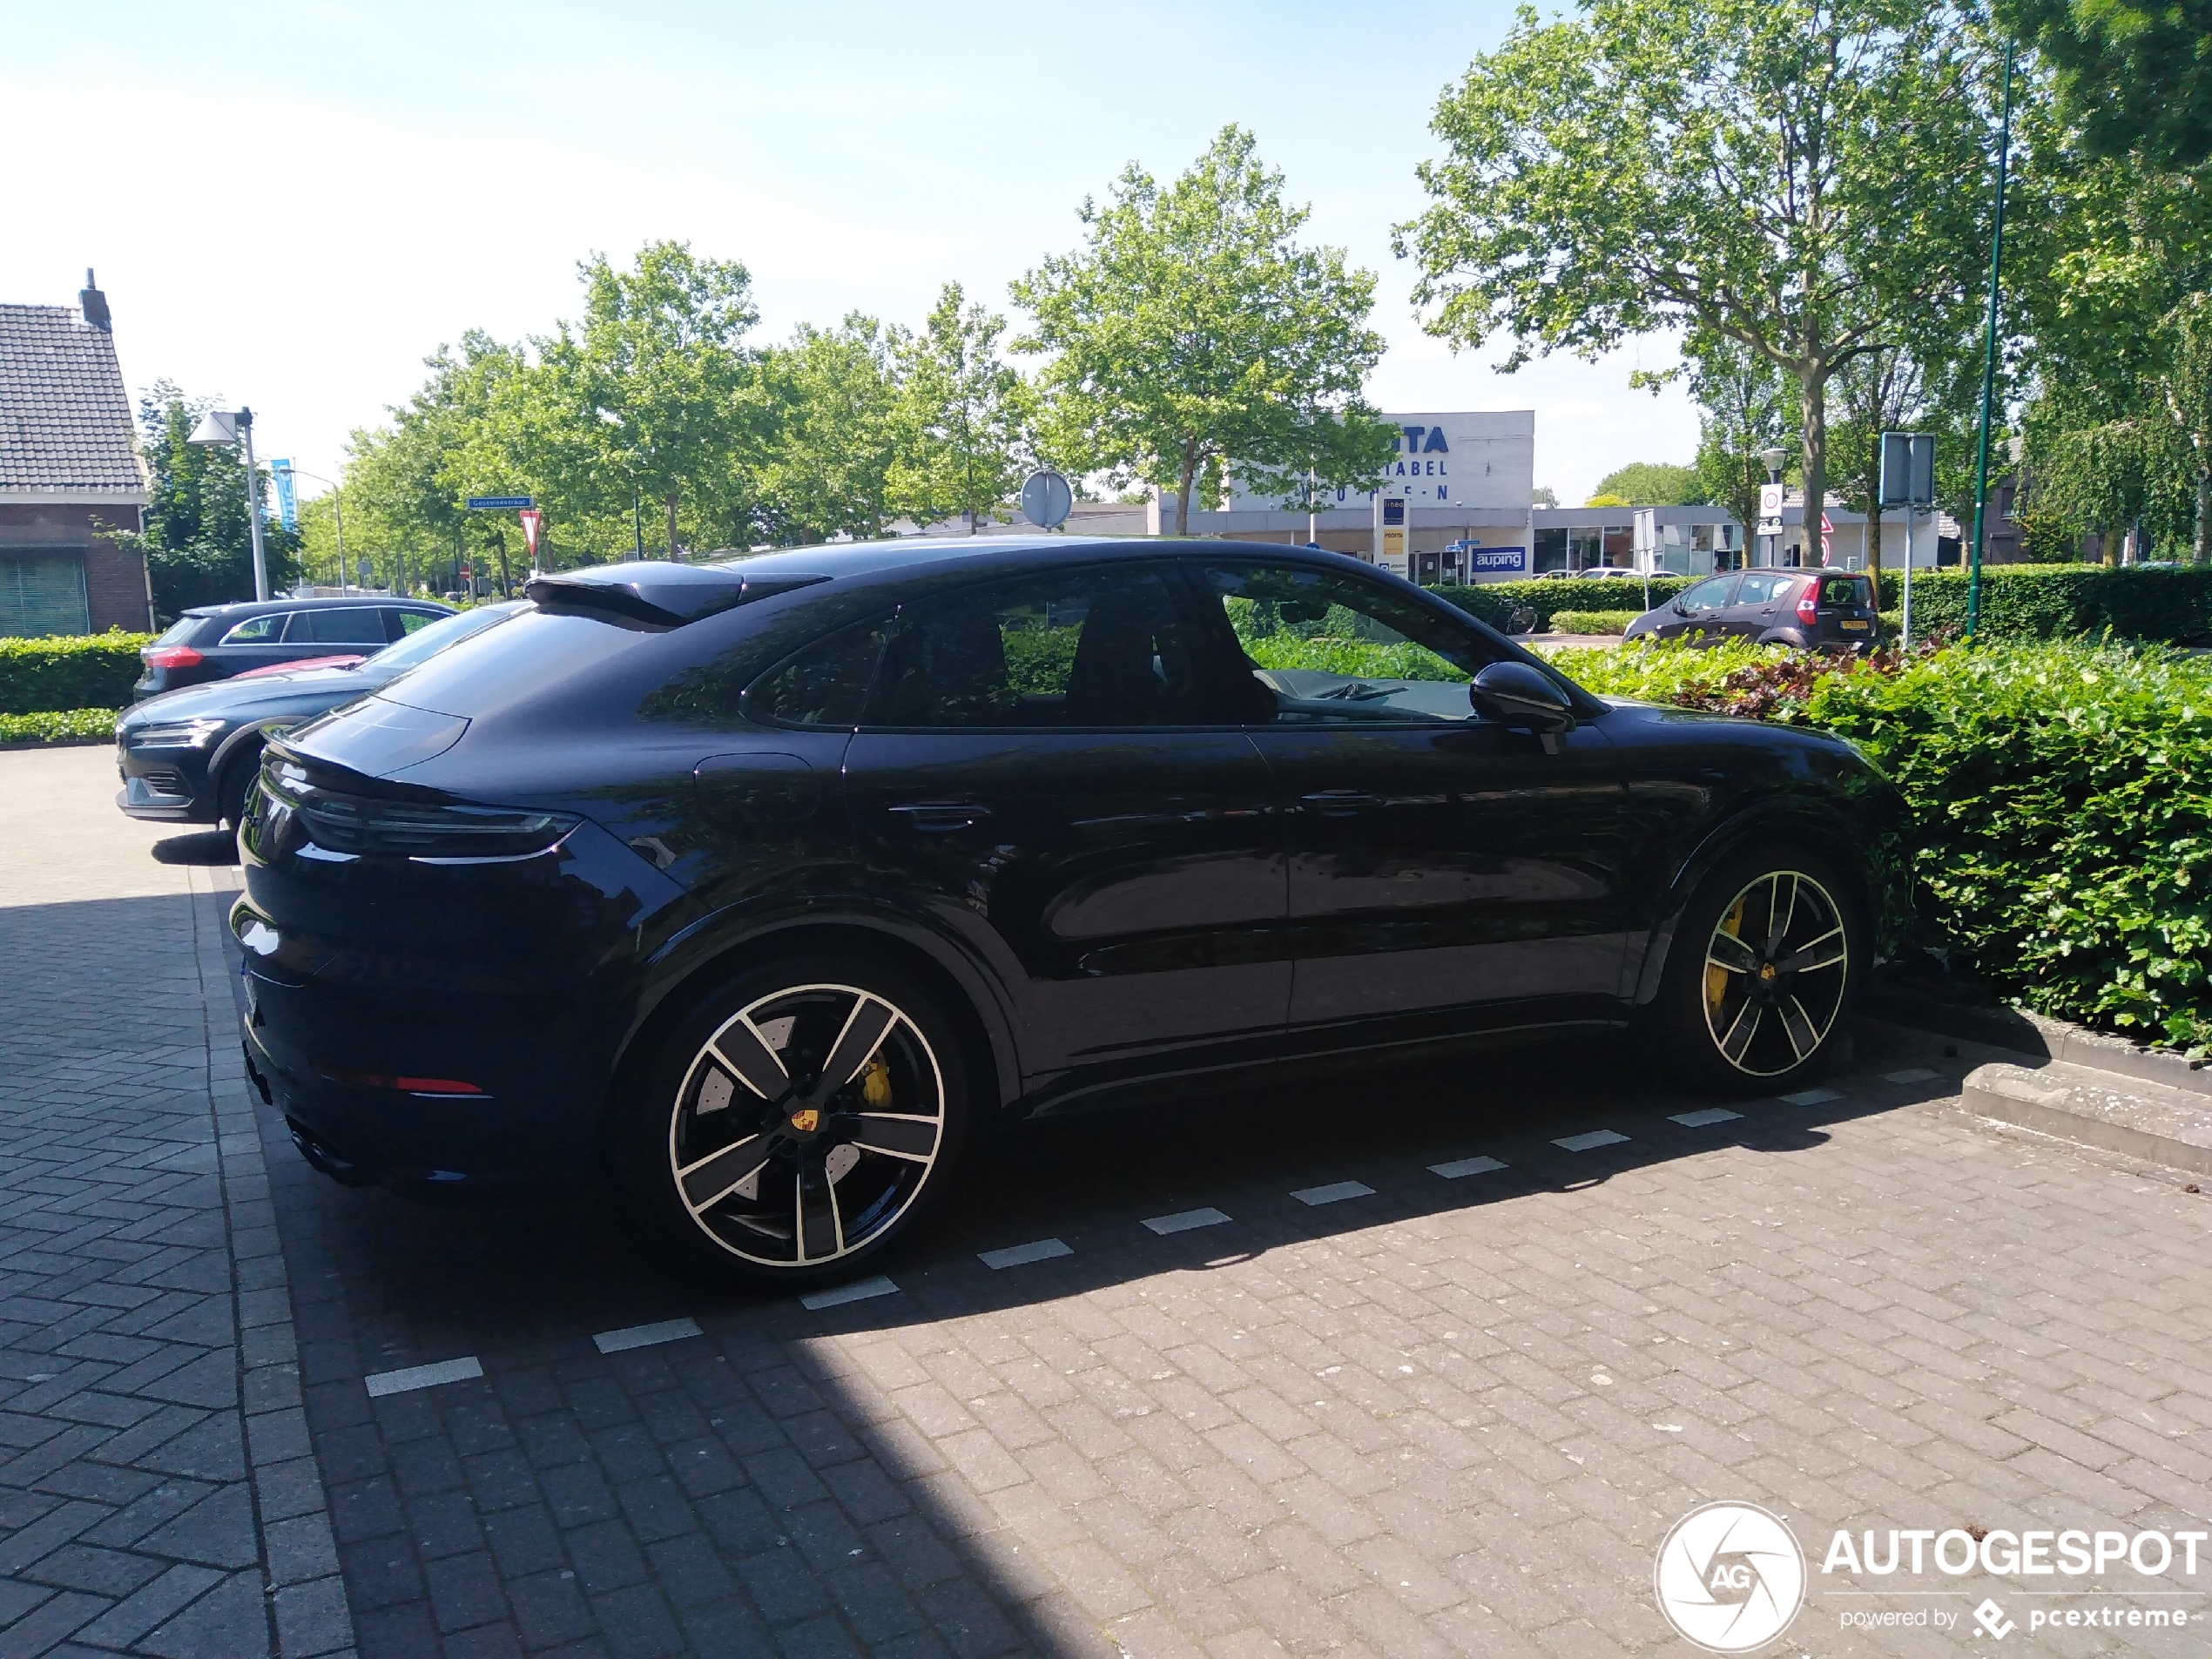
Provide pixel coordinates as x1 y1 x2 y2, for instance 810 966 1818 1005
1470 660 1576 738
1671 600 1689 615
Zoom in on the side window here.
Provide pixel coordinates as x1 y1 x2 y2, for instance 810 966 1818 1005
1679 576 1737 615
747 623 891 729
219 615 282 644
867 565 1214 729
396 610 440 635
1734 574 1781 606
293 608 391 645
1195 561 1501 725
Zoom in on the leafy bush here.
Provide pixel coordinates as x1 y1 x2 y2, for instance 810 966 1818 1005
1548 609 1642 635
1554 636 2212 1049
0 633 152 715
1873 563 2212 644
0 708 118 745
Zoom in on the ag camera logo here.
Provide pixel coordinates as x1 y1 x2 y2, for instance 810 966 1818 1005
1656 1502 1806 1652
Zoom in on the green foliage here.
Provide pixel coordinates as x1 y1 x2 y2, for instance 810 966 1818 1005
757 316 902 543
1401 0 1997 536
0 708 118 745
1014 125 1393 533
0 633 152 715
1590 462 1703 505
1995 0 2212 168
1554 636 2212 1048
1874 563 2212 643
113 383 299 618
1548 609 1643 634
889 284 1030 533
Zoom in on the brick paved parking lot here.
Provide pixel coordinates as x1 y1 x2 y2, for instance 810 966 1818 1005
5 745 2210 1657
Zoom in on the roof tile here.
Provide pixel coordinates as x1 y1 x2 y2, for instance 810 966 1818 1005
0 303 142 494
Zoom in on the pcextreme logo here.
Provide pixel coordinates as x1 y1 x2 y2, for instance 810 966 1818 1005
1654 1502 1807 1652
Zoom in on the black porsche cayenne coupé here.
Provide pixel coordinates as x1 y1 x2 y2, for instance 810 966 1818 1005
234 538 1908 1287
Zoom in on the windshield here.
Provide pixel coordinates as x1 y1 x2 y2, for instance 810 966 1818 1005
362 602 523 677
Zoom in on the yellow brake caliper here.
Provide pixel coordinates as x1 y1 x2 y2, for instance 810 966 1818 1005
861 1055 893 1108
1707 896 1747 1020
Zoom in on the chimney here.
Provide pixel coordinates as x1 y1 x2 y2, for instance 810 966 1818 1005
79 268 111 332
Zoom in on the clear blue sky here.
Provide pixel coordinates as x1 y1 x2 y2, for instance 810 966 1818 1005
2 0 1695 504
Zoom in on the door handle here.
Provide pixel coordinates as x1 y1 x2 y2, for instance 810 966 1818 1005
887 801 991 832
1299 789 1383 815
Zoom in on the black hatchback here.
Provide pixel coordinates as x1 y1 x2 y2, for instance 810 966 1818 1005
136 596 455 698
1624 570 1881 651
233 540 1909 1289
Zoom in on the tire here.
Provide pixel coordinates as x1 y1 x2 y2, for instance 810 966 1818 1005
614 954 970 1288
1655 848 1865 1096
216 743 260 829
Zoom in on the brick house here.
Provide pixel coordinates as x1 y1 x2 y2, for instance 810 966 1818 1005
0 272 152 636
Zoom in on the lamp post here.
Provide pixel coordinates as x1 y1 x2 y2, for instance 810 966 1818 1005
186 408 271 602
1759 445 1789 568
275 463 347 595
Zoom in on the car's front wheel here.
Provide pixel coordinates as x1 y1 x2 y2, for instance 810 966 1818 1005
1657 851 1864 1094
616 956 969 1287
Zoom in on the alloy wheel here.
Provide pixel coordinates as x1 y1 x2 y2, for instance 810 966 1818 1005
669 983 945 1269
1700 870 1850 1078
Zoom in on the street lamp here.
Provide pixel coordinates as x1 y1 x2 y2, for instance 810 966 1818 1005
187 407 271 602
276 463 349 595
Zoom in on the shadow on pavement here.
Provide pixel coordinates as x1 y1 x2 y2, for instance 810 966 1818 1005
152 827 239 865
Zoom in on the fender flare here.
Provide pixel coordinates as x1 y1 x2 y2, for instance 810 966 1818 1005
615 899 1027 1117
206 722 286 815
1629 801 1877 1008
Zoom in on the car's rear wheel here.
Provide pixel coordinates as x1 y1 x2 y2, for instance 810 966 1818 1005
1657 851 1863 1094
616 956 968 1288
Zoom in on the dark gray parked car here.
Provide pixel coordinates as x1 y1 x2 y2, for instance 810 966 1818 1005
135 595 455 699
1622 570 1881 651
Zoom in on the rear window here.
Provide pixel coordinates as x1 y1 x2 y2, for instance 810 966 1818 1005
1817 576 1871 607
152 617 199 645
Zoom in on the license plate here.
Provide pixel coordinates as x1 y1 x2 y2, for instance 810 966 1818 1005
1839 619 1869 631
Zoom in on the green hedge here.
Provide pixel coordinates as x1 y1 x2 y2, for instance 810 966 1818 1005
1875 563 2212 644
1554 637 2212 1050
0 632 152 715
1433 576 1689 632
1548 610 1642 636
0 708 118 745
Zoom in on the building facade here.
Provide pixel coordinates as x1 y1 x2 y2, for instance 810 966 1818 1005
0 273 152 636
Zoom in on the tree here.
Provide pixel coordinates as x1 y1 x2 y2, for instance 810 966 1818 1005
1013 125 1394 534
1400 0 1999 549
118 382 298 618
1825 344 1955 583
1590 461 1703 504
536 241 764 556
889 284 1029 533
759 316 904 544
1995 0 2212 169
1685 334 1797 545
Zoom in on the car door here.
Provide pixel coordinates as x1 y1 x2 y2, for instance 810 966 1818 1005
840 562 1290 1079
1662 574 1738 642
1723 573 1790 639
1184 558 1635 1047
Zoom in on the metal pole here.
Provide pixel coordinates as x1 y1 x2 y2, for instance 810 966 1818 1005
239 409 271 601
1967 40 2016 645
333 484 347 597
1901 507 1914 649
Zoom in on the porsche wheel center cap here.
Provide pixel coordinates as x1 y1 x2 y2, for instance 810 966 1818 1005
1757 962 1778 983
788 1107 820 1135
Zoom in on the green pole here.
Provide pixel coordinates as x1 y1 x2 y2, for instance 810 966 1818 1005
1967 40 2016 644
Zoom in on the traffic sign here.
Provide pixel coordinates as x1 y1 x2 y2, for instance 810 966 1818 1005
466 495 533 509
1019 469 1073 529
1757 482 1784 519
518 509 543 556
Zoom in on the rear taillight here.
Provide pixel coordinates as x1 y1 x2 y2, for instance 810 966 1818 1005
143 644 204 670
260 758 577 863
1796 586 1820 625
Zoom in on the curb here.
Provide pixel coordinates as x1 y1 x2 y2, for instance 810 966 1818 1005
1962 1060 2212 1181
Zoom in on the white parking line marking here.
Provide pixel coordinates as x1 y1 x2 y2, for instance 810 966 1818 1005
593 1318 702 1355
1669 1108 1743 1128
365 1356 483 1398
1143 1207 1231 1236
979 1238 1072 1270
1881 1067 1939 1084
800 1275 899 1311
1781 1086 1844 1105
1430 1155 1507 1179
1553 1130 1629 1152
1291 1180 1375 1207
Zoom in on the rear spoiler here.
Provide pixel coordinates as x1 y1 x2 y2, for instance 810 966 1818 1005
524 563 827 628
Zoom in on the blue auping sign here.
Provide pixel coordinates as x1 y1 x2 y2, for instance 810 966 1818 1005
1472 546 1527 573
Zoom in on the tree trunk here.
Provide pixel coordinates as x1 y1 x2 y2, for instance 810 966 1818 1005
495 529 511 599
1176 437 1197 537
2197 467 2211 565
664 495 680 560
1865 467 1884 593
1800 370 1828 568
